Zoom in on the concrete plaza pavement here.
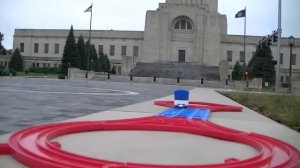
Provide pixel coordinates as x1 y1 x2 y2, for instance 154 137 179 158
0 77 190 135
0 83 300 167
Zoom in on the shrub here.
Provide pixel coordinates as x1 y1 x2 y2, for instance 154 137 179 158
9 69 16 76
58 74 65 79
28 67 60 74
0 64 5 70
0 69 16 76
0 69 9 76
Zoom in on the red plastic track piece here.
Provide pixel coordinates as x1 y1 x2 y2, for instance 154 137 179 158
0 116 299 168
0 144 10 154
154 100 243 112
0 101 299 168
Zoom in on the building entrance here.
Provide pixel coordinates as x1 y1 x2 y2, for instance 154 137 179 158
178 50 186 62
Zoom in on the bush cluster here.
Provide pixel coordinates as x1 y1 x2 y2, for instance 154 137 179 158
0 65 16 76
28 67 60 74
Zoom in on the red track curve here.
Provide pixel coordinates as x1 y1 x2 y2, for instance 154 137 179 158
0 101 299 168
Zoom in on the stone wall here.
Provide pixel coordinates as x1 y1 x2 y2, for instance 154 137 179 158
68 68 94 80
219 60 229 81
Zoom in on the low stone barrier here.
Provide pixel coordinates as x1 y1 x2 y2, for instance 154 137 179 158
68 68 94 80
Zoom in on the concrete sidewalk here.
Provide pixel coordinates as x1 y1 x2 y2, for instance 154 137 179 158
0 87 299 167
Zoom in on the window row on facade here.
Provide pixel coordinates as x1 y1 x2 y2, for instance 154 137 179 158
99 45 139 57
19 42 140 58
226 50 245 63
19 43 60 54
31 62 61 68
226 50 297 65
279 53 297 65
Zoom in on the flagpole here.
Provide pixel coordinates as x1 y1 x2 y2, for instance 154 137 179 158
244 7 246 65
86 4 93 79
276 0 282 92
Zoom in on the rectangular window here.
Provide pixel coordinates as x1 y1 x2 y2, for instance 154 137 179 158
55 44 59 54
227 50 232 62
133 46 139 57
36 63 40 68
20 43 24 52
110 45 115 56
292 54 296 65
98 45 103 55
43 63 46 68
47 63 50 67
240 51 245 62
54 64 57 68
121 46 127 56
280 53 283 64
280 76 284 82
44 43 49 54
32 63 36 68
34 43 39 53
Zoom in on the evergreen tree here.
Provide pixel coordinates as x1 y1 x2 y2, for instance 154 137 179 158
9 48 23 71
61 26 80 75
231 61 243 80
85 40 91 71
111 66 116 74
0 32 7 55
99 52 105 72
7 49 12 55
262 46 276 84
248 45 276 85
104 54 111 73
77 35 86 70
90 44 100 72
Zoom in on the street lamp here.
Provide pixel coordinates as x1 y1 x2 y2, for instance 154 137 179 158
288 36 294 93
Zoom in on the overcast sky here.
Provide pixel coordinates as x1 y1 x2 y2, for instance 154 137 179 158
0 0 299 49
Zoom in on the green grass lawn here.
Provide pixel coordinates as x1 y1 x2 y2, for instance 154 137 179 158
221 92 300 132
16 72 58 78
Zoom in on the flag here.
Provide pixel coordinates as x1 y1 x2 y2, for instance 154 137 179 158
84 5 92 12
235 9 246 18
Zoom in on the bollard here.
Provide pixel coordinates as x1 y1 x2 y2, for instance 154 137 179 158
130 75 133 81
201 78 204 85
246 80 249 88
10 73 12 78
153 76 156 83
177 77 180 84
226 79 228 85
107 73 110 80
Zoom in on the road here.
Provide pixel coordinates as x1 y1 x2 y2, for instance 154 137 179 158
0 77 190 135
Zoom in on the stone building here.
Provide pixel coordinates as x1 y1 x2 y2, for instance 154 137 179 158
1 0 299 84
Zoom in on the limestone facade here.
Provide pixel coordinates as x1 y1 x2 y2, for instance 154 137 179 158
1 0 299 83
